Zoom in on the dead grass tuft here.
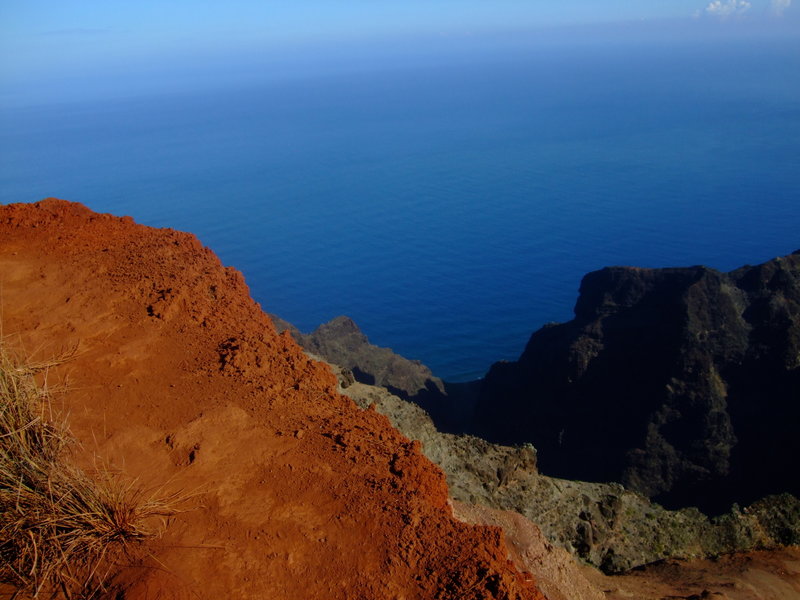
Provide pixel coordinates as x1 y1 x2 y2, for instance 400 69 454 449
0 343 179 599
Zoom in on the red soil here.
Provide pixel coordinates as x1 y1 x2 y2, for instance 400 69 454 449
0 199 544 600
455 503 800 600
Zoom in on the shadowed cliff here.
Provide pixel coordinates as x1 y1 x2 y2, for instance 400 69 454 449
272 314 479 433
277 254 800 515
275 306 800 574
474 252 800 513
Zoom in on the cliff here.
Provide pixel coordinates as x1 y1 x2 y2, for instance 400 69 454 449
274 315 446 401
276 310 800 572
320 359 800 574
0 200 543 600
474 254 800 513
273 315 479 433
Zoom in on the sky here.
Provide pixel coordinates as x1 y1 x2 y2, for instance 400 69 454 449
1 1 798 106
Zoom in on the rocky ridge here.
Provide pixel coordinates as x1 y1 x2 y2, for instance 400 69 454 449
7 197 797 597
325 362 800 573
289 315 800 574
474 254 800 513
272 314 446 401
0 199 543 600
273 315 479 433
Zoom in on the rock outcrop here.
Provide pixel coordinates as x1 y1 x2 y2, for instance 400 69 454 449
274 315 445 400
451 502 604 600
281 306 800 573
0 199 543 600
326 362 800 574
273 315 477 432
473 255 800 513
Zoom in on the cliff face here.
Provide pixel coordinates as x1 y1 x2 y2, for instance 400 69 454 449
322 359 800 574
0 200 542 600
273 315 479 433
274 306 800 573
274 315 446 401
474 254 800 513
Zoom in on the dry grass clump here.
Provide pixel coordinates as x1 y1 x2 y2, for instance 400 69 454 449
0 345 178 599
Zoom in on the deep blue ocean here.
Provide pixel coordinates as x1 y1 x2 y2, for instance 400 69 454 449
2 32 799 381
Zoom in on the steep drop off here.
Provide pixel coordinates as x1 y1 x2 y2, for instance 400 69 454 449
474 255 800 513
272 314 477 433
0 199 543 600
269 313 800 573
319 358 800 574
273 315 446 402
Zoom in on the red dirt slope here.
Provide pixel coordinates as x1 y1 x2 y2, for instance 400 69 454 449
0 199 544 600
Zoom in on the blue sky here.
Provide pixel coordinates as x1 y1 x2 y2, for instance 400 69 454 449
3 1 796 43
1 1 797 106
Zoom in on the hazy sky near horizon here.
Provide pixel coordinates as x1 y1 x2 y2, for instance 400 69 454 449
3 1 797 41
1 1 798 106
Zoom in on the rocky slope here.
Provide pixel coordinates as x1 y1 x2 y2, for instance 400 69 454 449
0 199 543 600
273 315 476 432
325 363 800 574
474 255 800 513
274 314 446 401
455 505 800 600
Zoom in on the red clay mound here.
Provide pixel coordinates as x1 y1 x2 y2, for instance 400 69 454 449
0 199 545 600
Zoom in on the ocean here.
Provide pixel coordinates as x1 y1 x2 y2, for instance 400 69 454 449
2 30 799 381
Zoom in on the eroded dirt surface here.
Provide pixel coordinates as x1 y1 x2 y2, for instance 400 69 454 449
582 547 800 600
455 502 800 600
0 199 543 600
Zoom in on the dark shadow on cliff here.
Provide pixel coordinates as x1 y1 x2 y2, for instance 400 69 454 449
271 251 800 515
268 314 480 433
472 251 800 515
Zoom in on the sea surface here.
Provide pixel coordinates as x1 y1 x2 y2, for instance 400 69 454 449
2 32 799 381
